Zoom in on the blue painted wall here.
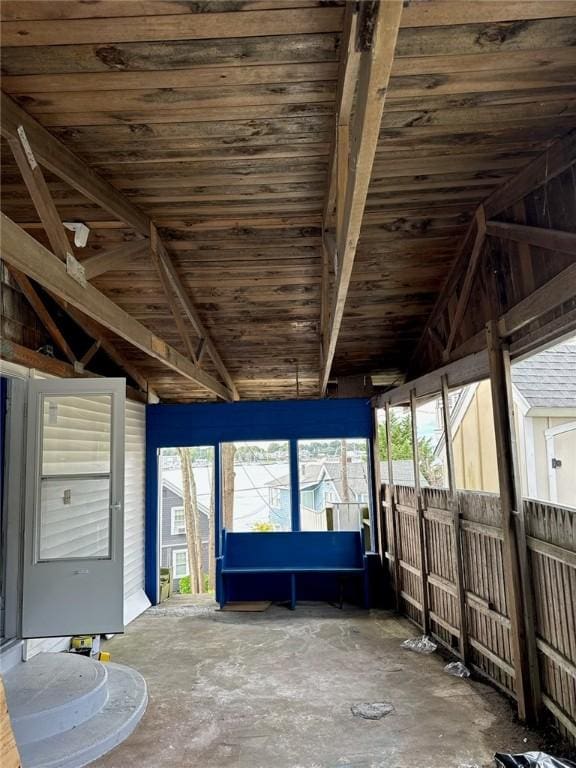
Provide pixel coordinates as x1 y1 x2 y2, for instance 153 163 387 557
146 398 376 603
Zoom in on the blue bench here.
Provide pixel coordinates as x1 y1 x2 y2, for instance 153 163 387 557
216 530 370 610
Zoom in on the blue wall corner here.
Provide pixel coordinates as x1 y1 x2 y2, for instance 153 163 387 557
145 398 375 604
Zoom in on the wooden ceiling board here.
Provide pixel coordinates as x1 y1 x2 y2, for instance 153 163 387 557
1 1 574 400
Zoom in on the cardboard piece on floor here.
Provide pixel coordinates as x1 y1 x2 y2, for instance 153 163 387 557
0 676 21 768
221 601 272 612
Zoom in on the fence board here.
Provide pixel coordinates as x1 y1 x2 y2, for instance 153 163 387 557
382 484 576 743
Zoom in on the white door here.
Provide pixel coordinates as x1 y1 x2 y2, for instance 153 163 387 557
545 421 576 507
22 379 125 638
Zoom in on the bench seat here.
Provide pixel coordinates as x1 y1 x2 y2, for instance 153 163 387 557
216 530 370 610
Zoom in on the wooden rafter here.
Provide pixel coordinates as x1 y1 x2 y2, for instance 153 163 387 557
53 300 154 398
1 92 149 235
483 128 576 218
1 213 234 402
486 220 576 255
149 224 197 363
444 207 487 357
82 240 147 281
320 0 403 394
409 131 576 373
4 118 155 396
1 91 238 399
0 340 147 404
153 241 240 401
6 266 77 365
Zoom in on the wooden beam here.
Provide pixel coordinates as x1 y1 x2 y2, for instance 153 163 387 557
486 220 576 255
409 133 576 373
1 92 237 398
375 350 489 408
149 224 197 363
7 267 77 365
499 263 576 337
1 92 149 235
6 125 73 263
0 339 146 404
483 129 576 218
153 238 239 400
323 2 360 228
444 208 487 357
54 300 154 398
79 339 101 368
82 240 147 280
1 214 234 401
320 0 403 393
486 320 541 723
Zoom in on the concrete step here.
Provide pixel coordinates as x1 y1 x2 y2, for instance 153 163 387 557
4 654 147 768
5 653 109 746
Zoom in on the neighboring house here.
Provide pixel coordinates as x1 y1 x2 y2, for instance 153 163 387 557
267 460 372 531
380 459 429 489
435 341 576 507
160 476 210 592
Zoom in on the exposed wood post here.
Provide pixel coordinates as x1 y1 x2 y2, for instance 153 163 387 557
385 402 401 611
410 389 430 633
441 374 469 664
486 320 541 723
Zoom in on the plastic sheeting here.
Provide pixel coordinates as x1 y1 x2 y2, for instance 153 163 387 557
494 752 576 768
400 635 437 654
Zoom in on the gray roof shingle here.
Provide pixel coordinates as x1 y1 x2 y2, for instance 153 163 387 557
513 341 576 408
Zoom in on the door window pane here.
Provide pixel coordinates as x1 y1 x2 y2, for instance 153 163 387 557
38 394 112 560
42 395 111 474
298 439 370 532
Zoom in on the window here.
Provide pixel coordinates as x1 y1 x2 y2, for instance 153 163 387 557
298 439 370 532
221 440 291 532
415 395 449 490
172 549 189 579
449 381 499 493
171 506 186 535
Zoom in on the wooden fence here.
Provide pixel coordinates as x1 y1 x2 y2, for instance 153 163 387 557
382 483 576 743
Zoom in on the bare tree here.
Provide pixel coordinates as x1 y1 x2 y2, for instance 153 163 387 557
208 458 215 590
222 443 236 531
178 447 203 594
340 439 350 502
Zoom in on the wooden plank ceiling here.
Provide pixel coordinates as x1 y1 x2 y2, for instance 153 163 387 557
1 0 575 401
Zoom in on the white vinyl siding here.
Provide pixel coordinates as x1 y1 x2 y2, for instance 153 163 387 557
123 400 149 623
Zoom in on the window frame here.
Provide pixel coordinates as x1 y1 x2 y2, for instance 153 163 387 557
170 505 186 536
172 548 189 579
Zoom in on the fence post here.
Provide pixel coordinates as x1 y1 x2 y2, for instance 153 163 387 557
371 407 384 564
410 389 430 634
385 402 401 611
486 320 541 723
441 375 469 664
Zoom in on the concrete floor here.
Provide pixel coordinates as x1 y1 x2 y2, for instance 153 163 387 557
92 597 542 768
